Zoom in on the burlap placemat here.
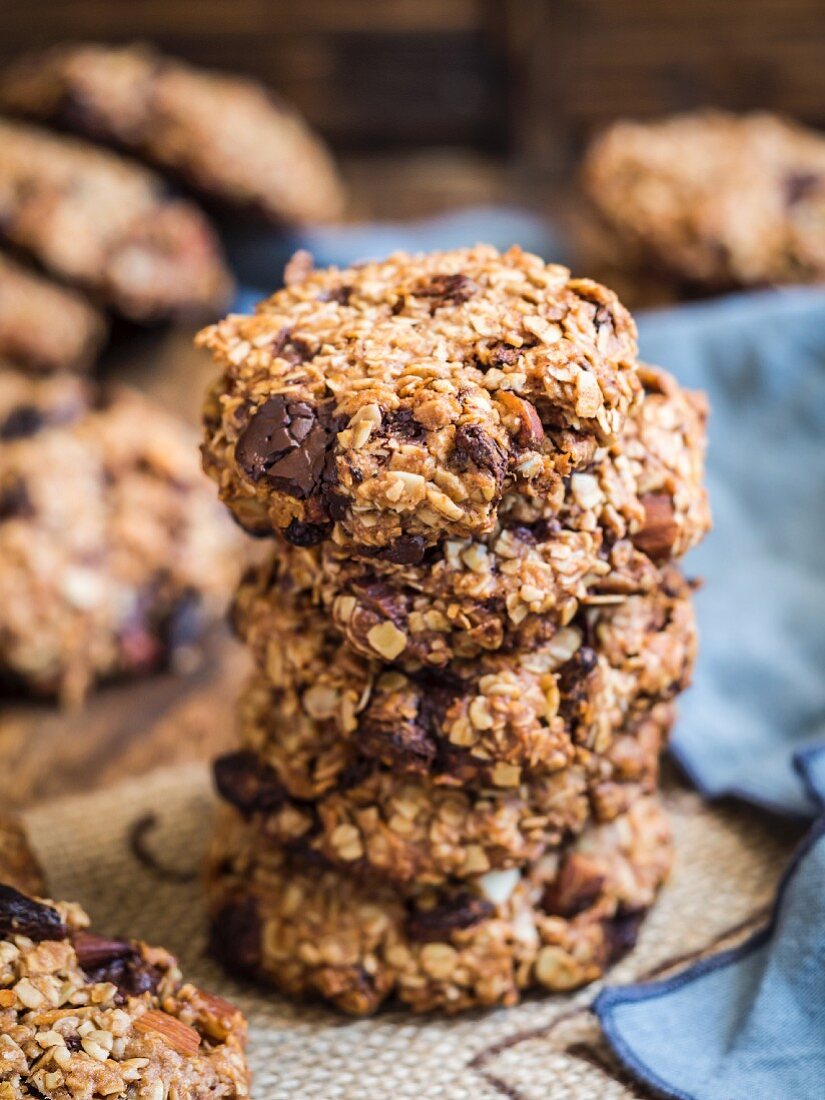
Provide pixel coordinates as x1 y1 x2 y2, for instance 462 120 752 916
21 768 799 1100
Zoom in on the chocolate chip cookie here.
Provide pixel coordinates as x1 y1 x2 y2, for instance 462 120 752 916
0 255 107 375
0 885 250 1097
0 120 232 322
2 42 345 226
583 111 825 291
207 794 671 1015
231 564 695 793
214 699 674 886
199 246 641 550
0 371 242 702
0 815 44 897
236 364 709 668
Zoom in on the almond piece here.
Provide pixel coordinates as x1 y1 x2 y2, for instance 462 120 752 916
196 990 244 1041
498 391 545 448
633 493 679 561
134 1010 201 1056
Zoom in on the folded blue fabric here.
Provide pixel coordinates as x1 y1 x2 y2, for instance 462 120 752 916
596 747 825 1100
595 291 825 1099
638 292 825 819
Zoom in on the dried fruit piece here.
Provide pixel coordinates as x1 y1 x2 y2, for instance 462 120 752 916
406 895 494 942
134 1009 201 1056
73 931 135 969
214 752 286 816
0 885 67 942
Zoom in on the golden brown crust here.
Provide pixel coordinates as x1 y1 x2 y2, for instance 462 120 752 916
0 256 107 375
230 567 695 797
215 698 676 886
233 364 709 669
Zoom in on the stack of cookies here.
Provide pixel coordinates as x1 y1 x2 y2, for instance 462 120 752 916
197 245 710 1015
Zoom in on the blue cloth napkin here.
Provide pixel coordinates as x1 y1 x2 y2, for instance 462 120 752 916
594 290 825 1099
231 211 825 1099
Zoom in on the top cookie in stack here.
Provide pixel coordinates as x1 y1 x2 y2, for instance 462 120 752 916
199 245 642 551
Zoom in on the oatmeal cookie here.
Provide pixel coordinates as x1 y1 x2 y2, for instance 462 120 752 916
231 564 695 791
199 245 641 550
0 370 89 439
1 42 345 226
213 701 674 885
0 815 44 897
207 794 671 1015
0 885 250 1096
583 111 825 290
0 120 232 322
238 364 708 668
0 256 107 375
0 372 242 702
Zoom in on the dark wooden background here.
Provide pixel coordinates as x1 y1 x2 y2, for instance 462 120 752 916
4 0 825 186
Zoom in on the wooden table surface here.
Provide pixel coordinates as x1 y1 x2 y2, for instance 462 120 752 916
1 150 514 811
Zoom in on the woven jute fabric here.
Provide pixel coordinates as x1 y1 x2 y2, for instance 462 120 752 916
22 766 799 1100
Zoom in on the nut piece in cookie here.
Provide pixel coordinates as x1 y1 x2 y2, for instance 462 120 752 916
0 887 250 1096
0 370 243 702
199 245 641 550
1 41 346 226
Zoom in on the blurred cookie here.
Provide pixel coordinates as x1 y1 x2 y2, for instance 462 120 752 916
0 255 107 374
0 885 250 1096
0 371 242 702
207 794 671 1015
0 814 44 896
199 245 641 550
2 41 345 225
0 120 232 322
583 111 825 291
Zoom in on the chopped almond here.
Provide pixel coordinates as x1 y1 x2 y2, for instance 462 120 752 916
134 1009 201 1056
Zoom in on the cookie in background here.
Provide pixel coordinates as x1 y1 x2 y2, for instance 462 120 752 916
0 254 108 376
0 370 244 704
582 111 825 299
1 41 346 226
0 120 233 324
